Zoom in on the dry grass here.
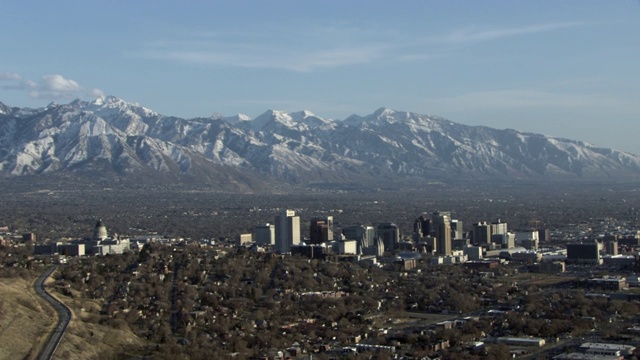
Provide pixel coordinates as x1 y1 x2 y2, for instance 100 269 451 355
50 285 146 360
507 273 578 287
0 275 56 360
0 271 147 360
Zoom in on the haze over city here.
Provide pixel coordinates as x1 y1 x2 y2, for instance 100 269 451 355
1 1 640 154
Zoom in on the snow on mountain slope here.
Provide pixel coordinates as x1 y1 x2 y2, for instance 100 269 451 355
0 101 12 116
1 97 639 185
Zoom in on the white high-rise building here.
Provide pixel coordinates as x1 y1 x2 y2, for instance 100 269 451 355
516 231 539 250
450 219 463 240
275 210 300 253
432 211 452 256
491 219 508 236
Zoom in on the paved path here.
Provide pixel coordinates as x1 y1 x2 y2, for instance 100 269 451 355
34 266 71 360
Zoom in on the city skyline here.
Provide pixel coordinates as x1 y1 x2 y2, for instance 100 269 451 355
1 1 640 154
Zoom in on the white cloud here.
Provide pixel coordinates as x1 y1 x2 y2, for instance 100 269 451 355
0 73 104 100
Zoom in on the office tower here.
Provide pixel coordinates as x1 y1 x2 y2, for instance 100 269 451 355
309 216 334 244
22 233 37 243
464 245 483 260
606 240 619 255
450 219 463 240
473 222 491 245
375 237 385 257
275 209 300 253
538 229 550 243
516 231 539 250
413 214 431 238
495 232 516 249
491 219 508 236
343 225 374 253
364 226 376 249
567 241 601 264
342 225 362 242
604 236 619 255
254 223 275 245
377 223 399 252
432 211 452 256
362 225 376 248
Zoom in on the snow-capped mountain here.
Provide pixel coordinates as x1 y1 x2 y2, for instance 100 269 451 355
1 96 639 188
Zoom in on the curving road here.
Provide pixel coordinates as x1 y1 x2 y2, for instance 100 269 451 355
34 265 71 360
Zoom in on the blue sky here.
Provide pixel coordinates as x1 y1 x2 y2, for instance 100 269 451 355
2 1 640 154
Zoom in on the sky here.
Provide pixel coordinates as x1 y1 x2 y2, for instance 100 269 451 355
1 1 640 154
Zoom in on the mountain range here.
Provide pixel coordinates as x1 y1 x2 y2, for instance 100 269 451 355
1 96 639 190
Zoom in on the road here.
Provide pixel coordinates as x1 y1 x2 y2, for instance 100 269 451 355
34 265 71 360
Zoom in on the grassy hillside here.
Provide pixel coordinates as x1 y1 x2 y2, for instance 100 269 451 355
0 275 55 360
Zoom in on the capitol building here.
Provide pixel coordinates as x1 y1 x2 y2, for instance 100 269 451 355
87 219 130 255
33 219 132 257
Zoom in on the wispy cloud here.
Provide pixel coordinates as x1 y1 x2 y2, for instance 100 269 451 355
440 22 585 44
0 72 22 81
0 73 104 100
426 88 629 112
134 21 587 72
136 30 389 72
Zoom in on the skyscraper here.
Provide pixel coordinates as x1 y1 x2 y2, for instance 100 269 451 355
604 236 619 255
432 211 452 256
309 216 334 244
491 219 508 236
377 223 399 252
275 209 300 253
516 231 539 250
567 241 601 264
472 222 491 245
342 224 375 253
450 219 463 240
254 223 275 246
413 214 431 238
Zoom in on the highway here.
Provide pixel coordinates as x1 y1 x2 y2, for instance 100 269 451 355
34 265 71 360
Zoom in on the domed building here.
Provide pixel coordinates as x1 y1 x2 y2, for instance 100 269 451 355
87 219 130 255
93 219 108 241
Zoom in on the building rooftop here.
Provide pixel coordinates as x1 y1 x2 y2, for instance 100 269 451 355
580 342 635 351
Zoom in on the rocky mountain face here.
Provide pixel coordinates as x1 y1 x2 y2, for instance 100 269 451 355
1 96 638 189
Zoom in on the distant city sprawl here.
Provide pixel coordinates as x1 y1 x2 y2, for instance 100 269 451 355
1 180 640 358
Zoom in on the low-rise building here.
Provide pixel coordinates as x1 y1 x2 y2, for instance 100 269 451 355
553 353 622 360
394 258 416 271
601 255 635 268
535 261 565 274
496 337 545 347
579 342 635 357
464 260 499 270
585 277 627 291
59 243 85 256
463 245 483 260
338 240 357 255
237 233 253 246
510 251 541 263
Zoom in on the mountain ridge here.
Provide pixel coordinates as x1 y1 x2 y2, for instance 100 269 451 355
1 96 638 190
